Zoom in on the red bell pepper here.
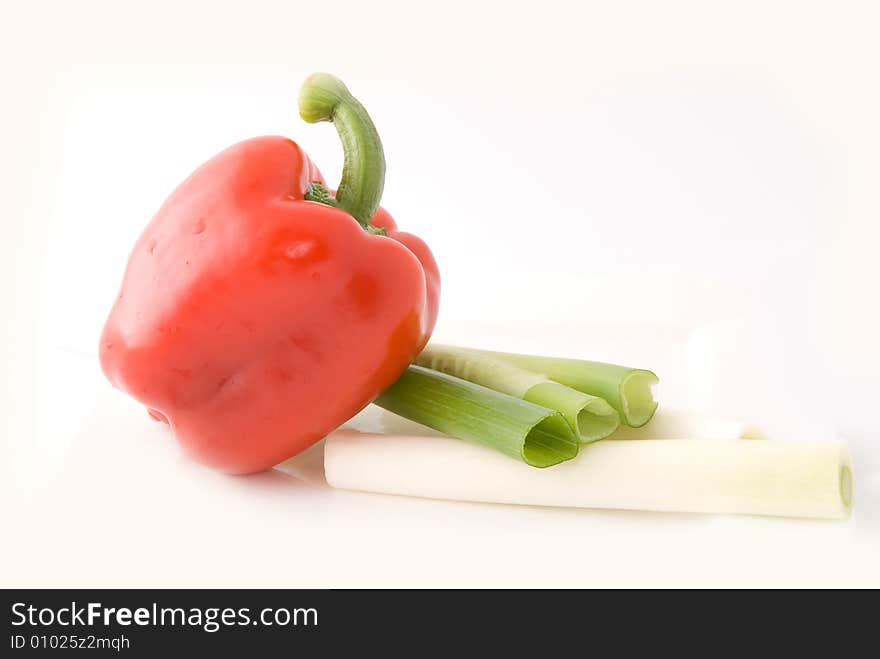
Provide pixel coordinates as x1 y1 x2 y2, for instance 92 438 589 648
100 74 440 473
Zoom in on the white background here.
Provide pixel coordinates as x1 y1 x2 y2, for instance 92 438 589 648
2 0 879 586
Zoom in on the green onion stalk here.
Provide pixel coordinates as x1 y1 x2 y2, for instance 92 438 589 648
374 366 579 468
415 345 620 443
459 347 659 428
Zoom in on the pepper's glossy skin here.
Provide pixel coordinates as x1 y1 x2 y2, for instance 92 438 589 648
100 136 439 473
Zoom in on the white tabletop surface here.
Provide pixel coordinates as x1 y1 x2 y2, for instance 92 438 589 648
4 324 879 588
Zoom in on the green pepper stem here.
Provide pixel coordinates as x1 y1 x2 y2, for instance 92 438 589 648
299 73 385 230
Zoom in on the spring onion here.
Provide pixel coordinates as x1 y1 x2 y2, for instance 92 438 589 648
373 365 579 468
608 408 764 440
415 345 620 442
325 431 853 520
461 348 659 427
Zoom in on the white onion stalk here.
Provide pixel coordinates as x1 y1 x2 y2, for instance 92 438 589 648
608 408 764 440
324 431 853 520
